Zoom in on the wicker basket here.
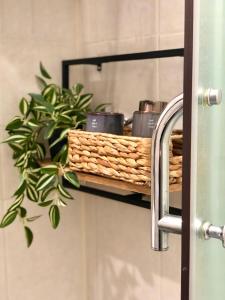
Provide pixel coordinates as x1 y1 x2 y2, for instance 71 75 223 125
68 130 182 187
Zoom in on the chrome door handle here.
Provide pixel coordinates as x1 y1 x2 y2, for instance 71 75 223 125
201 222 225 248
151 93 183 251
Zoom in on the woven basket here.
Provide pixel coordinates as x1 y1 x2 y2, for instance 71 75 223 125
68 130 182 186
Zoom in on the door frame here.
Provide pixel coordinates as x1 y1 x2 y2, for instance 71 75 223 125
181 0 194 299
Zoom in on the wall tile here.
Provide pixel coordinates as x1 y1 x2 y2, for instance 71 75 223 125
0 1 185 300
0 0 3 38
0 126 5 201
34 41 77 84
32 0 77 45
160 235 181 300
84 196 98 300
0 38 77 125
0 126 19 201
80 0 157 44
159 0 184 35
170 192 182 209
87 196 161 300
78 59 158 118
1 0 32 39
0 39 39 125
4 193 85 300
0 201 9 300
82 36 157 58
159 34 184 50
158 57 183 102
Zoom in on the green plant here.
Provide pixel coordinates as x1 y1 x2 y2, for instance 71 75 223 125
0 63 107 247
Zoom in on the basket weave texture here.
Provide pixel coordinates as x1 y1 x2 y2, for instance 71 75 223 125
68 130 182 186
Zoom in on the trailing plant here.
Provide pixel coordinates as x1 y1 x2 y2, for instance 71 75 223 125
0 63 108 247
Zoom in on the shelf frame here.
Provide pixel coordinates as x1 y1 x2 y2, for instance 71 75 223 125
63 179 181 215
61 48 184 211
62 48 184 88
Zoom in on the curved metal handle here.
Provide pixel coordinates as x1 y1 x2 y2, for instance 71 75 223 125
151 93 183 251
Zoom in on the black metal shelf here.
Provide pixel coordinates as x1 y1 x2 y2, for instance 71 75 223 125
62 48 184 88
61 48 184 212
63 180 181 215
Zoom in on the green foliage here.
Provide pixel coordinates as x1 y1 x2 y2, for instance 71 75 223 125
24 226 33 248
49 205 60 229
1 62 109 247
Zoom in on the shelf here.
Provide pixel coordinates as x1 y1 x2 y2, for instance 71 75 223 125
75 172 181 195
40 160 181 212
59 49 183 209
40 160 181 195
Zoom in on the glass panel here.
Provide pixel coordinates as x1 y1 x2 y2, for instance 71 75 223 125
190 1 225 300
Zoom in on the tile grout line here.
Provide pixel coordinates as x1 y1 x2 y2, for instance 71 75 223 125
2 226 10 300
81 192 87 300
95 199 99 300
155 0 160 101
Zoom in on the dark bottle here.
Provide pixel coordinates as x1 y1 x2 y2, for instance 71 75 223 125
132 100 166 138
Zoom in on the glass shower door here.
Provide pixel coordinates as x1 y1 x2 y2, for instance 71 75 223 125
190 1 225 299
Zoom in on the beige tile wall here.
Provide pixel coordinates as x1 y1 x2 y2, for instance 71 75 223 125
0 1 184 300
0 1 86 300
74 0 184 300
72 0 184 118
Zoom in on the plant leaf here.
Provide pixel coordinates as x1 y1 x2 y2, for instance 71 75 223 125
76 94 93 110
19 98 29 115
39 200 53 207
29 93 54 113
26 185 39 202
52 144 67 162
43 86 57 105
57 183 73 199
44 121 57 139
36 174 55 191
61 109 74 115
17 207 27 218
13 126 33 135
58 115 72 124
36 143 46 160
24 226 33 247
40 164 58 175
36 75 47 90
8 195 24 212
0 210 17 228
33 105 48 113
40 62 52 79
95 103 111 112
8 142 23 153
49 205 60 229
49 128 69 148
74 83 84 95
55 103 68 111
15 153 26 167
6 117 23 131
27 215 42 222
3 134 27 144
63 172 80 188
60 147 68 165
41 186 55 202
13 180 26 198
58 198 67 207
27 119 39 128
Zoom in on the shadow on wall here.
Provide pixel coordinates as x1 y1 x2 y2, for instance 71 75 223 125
85 196 179 300
99 254 159 300
102 256 139 300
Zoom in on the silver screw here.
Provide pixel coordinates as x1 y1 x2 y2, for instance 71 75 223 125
204 88 222 106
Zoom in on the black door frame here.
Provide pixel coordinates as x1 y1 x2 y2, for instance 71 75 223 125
181 0 194 299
